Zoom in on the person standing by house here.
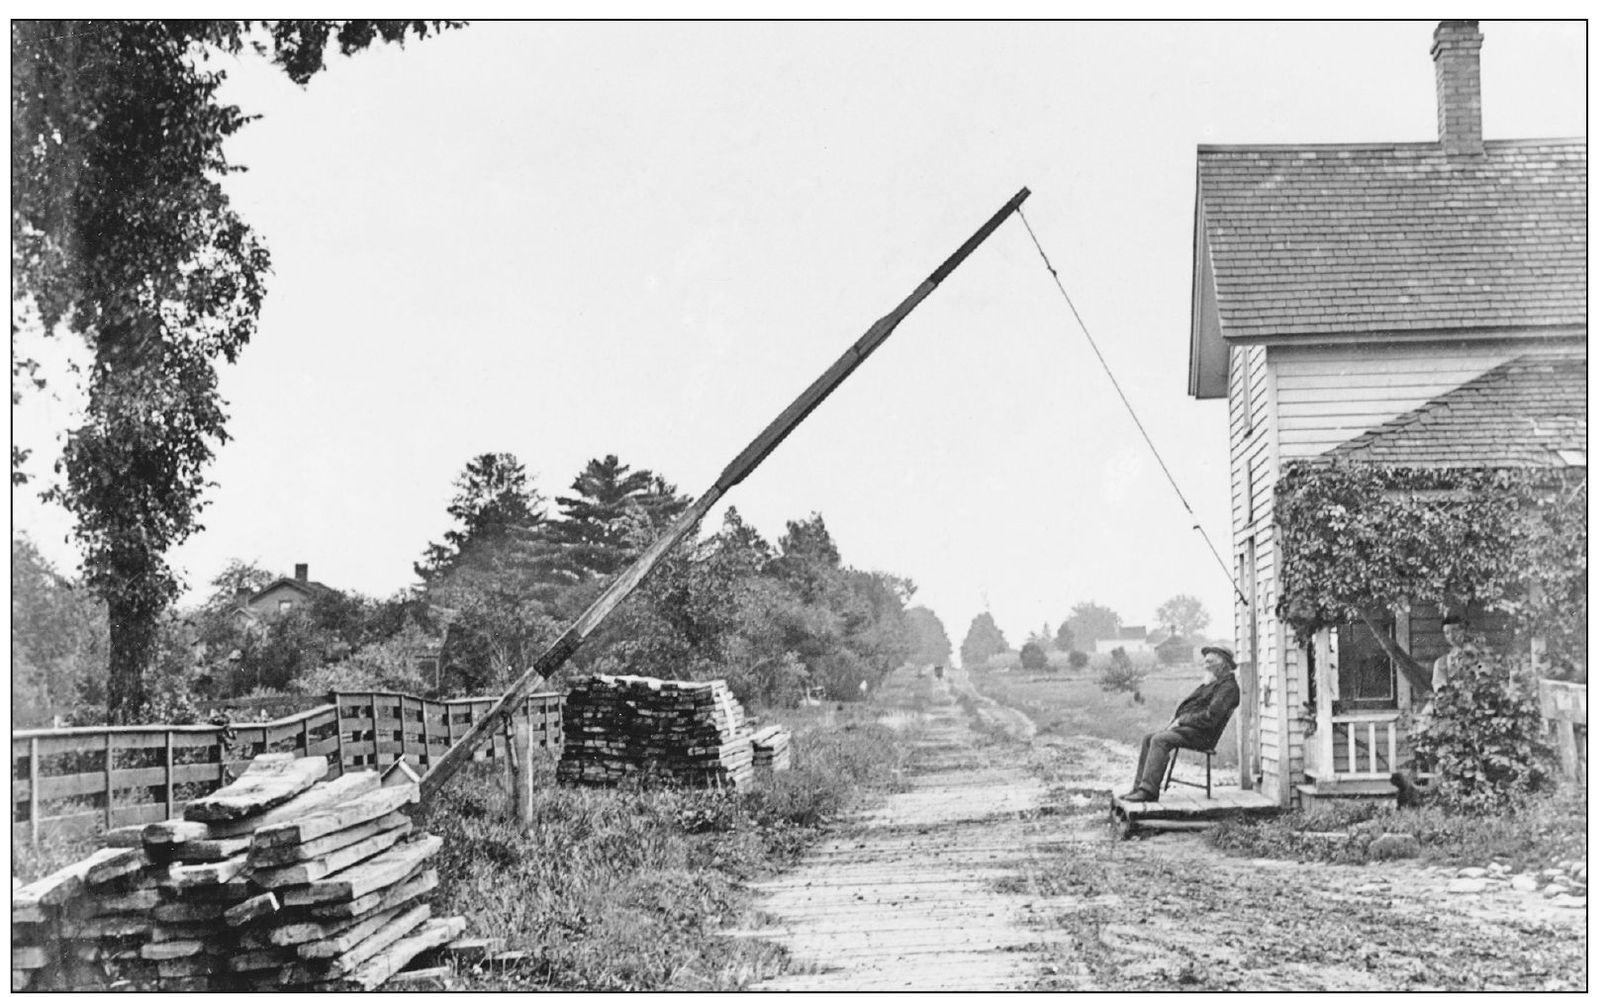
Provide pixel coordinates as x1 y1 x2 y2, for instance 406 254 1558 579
1120 646 1240 803
1430 613 1471 692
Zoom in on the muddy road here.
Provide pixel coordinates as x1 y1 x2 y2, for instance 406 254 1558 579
741 668 1586 991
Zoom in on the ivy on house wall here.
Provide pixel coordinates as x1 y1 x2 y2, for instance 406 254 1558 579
1274 462 1586 682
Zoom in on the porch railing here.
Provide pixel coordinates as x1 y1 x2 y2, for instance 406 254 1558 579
1306 710 1402 782
1537 679 1587 784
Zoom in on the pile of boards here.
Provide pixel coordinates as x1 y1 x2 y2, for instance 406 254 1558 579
11 753 464 992
748 725 793 773
557 675 756 788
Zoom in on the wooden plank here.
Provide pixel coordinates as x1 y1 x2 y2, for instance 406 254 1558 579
251 782 416 851
167 855 248 888
104 823 148 847
184 753 329 822
306 868 437 923
207 771 383 839
174 835 252 862
141 938 208 960
152 899 228 924
93 889 162 915
282 903 433 985
294 893 427 958
282 835 441 906
230 947 299 973
251 811 413 869
250 822 411 889
224 891 281 928
328 915 467 991
144 819 212 845
85 847 148 885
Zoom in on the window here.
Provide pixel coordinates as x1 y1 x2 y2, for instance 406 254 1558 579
1335 618 1396 711
279 599 292 616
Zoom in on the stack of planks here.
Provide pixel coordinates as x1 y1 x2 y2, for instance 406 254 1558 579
11 753 464 992
748 726 793 773
557 675 755 789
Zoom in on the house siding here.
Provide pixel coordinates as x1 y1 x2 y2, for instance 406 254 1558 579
1270 338 1585 459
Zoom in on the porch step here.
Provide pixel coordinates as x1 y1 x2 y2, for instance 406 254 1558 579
1295 779 1396 810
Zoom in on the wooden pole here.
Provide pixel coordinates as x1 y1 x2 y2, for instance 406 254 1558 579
165 730 175 819
29 737 41 847
419 187 1031 799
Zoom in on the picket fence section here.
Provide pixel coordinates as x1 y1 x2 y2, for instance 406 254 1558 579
11 690 563 844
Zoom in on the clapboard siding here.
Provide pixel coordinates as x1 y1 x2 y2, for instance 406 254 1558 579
1270 339 1584 459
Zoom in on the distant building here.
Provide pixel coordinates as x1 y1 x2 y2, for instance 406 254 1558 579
1094 625 1149 657
1154 632 1193 666
238 563 333 624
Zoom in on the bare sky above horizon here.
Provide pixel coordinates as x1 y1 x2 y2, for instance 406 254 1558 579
11 20 1587 651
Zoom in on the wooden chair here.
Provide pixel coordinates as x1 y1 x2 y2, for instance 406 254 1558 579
1161 709 1236 799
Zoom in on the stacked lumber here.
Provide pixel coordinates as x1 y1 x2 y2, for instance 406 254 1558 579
749 725 793 773
12 753 465 992
557 675 755 788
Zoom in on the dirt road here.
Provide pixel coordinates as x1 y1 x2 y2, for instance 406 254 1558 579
744 667 1587 991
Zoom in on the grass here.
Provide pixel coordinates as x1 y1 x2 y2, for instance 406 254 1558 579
1207 785 1587 870
418 702 915 990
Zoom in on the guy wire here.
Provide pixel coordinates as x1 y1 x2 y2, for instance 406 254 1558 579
1014 206 1248 607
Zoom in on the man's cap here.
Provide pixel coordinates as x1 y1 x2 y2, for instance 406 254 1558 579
1200 645 1235 666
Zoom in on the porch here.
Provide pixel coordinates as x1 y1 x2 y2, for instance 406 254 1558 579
1299 709 1406 808
1110 785 1281 835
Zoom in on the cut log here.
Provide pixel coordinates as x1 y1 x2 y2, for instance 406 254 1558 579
207 771 383 839
142 819 212 846
184 753 329 823
330 915 468 991
307 868 437 923
281 903 433 985
174 834 253 862
251 783 418 851
249 822 412 889
282 835 441 907
167 855 248 889
224 890 282 927
250 810 412 869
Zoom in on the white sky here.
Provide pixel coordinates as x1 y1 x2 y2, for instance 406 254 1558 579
11 19 1587 651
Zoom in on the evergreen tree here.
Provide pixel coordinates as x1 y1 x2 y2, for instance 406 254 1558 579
960 611 1010 666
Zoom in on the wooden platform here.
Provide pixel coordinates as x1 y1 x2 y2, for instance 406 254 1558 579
1110 786 1281 835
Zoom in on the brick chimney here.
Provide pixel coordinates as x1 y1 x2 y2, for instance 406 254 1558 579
1432 20 1484 156
294 563 308 584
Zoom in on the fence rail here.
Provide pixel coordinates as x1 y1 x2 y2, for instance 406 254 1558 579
12 690 563 844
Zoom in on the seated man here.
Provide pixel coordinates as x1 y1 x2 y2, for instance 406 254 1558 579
1120 646 1240 803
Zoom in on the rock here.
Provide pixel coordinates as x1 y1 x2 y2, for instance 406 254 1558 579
1542 867 1565 879
1447 879 1489 894
1512 875 1541 892
1485 862 1505 875
1542 883 1570 899
1552 894 1586 909
1456 866 1488 879
1569 861 1586 879
1368 833 1421 861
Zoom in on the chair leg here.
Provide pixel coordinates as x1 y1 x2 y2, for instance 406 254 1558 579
1204 751 1212 799
1162 747 1178 794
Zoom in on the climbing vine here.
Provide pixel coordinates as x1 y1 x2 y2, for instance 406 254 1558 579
1274 462 1586 681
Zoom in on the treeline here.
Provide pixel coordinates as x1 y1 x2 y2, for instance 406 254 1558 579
12 453 953 725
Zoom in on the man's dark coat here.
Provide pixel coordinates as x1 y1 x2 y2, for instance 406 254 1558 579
1171 671 1241 749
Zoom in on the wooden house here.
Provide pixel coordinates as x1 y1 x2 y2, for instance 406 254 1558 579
1186 21 1585 807
242 563 331 622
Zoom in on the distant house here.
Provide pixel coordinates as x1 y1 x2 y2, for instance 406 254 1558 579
239 563 333 623
1186 21 1584 807
1153 632 1193 666
1094 625 1150 658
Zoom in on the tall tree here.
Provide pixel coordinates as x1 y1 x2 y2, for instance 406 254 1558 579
959 611 1009 666
1155 593 1210 640
552 454 688 580
905 606 953 669
12 20 458 720
1057 601 1122 653
11 535 109 724
416 452 546 582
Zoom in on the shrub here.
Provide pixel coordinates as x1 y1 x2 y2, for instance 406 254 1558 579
1414 641 1556 813
1019 642 1049 671
1066 650 1090 671
1098 647 1146 703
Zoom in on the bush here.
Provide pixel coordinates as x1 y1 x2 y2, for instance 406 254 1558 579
1098 647 1146 702
1066 650 1089 672
1019 642 1049 671
1415 641 1556 813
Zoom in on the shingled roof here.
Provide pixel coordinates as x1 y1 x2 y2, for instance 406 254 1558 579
1321 355 1585 469
1196 138 1585 339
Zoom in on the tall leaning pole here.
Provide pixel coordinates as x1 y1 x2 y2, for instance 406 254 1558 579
419 187 1032 799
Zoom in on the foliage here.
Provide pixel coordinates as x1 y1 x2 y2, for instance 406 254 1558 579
12 20 457 720
904 606 953 669
1019 641 1049 671
1056 601 1121 653
959 612 1010 666
1275 462 1586 680
551 454 689 581
1098 647 1146 703
1065 649 1090 672
415 452 546 582
291 622 436 696
1155 593 1209 641
1414 641 1556 813
11 534 108 725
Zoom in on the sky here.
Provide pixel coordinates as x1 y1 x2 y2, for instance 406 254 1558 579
11 19 1588 652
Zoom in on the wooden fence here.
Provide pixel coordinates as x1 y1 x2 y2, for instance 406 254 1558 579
1537 679 1587 784
11 690 563 844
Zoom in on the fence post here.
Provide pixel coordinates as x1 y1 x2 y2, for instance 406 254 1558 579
512 709 533 826
370 693 382 770
104 731 115 830
165 730 175 820
29 736 41 847
330 692 346 775
301 716 311 759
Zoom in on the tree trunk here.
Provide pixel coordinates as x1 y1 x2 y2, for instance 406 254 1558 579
106 595 158 722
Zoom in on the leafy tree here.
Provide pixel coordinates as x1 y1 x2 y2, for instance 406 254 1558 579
1099 647 1146 703
1066 649 1090 672
416 452 546 582
1156 594 1210 641
11 534 108 724
905 606 953 669
12 19 458 720
959 612 1009 666
1414 639 1555 813
1019 640 1049 671
1058 602 1121 653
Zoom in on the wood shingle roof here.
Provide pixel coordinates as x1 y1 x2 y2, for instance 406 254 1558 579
1321 355 1585 468
1197 139 1585 338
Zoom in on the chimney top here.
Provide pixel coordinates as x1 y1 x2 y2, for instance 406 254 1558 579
294 563 308 584
1432 20 1484 157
